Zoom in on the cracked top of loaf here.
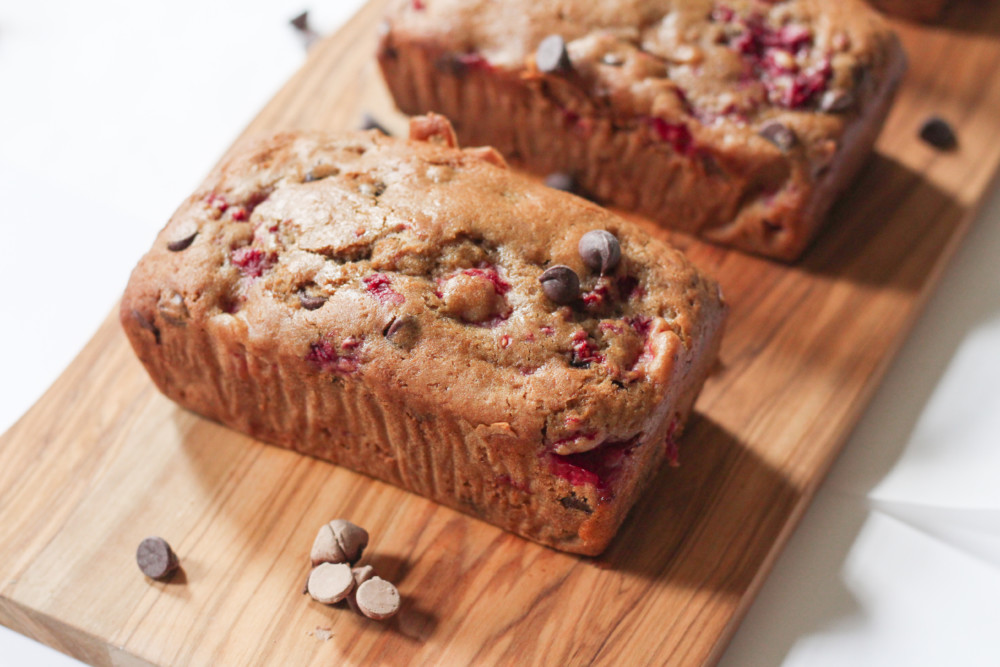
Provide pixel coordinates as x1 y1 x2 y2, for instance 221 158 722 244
383 0 904 167
122 115 725 455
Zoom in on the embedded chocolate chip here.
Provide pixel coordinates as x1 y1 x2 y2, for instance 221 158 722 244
434 55 463 76
544 172 577 193
536 35 571 74
358 180 388 197
158 290 190 325
167 221 198 252
360 113 391 136
539 265 580 305
383 315 420 349
136 536 179 580
758 121 797 152
578 230 621 275
762 219 784 236
299 293 327 311
919 116 958 150
820 90 854 113
559 494 593 514
132 309 161 345
303 164 340 183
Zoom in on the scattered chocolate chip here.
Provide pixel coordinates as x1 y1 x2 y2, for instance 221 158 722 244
578 230 621 275
758 121 797 152
310 527 345 565
544 172 577 193
299 293 327 311
311 519 369 566
307 562 355 605
919 116 958 150
347 565 376 614
136 536 179 580
536 35 572 74
355 576 400 620
360 113 391 136
167 221 199 252
820 89 854 113
559 494 594 514
289 10 320 49
539 265 580 305
290 10 309 31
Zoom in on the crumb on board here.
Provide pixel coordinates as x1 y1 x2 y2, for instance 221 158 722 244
308 626 333 641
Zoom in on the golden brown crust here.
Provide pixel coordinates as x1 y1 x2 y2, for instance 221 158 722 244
868 0 947 21
120 116 726 555
378 0 907 261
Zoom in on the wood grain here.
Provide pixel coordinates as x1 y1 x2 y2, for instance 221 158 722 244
3 1 1000 665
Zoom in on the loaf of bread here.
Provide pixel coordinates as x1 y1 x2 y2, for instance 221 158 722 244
869 0 947 21
120 115 727 555
377 0 907 261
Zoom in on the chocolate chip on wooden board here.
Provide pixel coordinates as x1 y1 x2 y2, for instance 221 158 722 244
346 565 376 614
289 10 320 49
578 230 621 275
539 265 580 305
919 116 958 150
289 11 309 31
536 35 572 74
311 519 369 566
136 536 179 580
355 576 400 620
307 562 355 604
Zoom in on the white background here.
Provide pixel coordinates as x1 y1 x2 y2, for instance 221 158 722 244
1 2 998 665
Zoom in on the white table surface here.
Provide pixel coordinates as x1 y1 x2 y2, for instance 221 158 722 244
1 2 998 665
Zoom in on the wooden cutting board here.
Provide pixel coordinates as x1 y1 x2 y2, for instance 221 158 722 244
2 2 1000 665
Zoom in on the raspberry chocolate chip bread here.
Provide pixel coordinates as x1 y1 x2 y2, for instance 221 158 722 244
120 114 726 556
377 0 907 261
